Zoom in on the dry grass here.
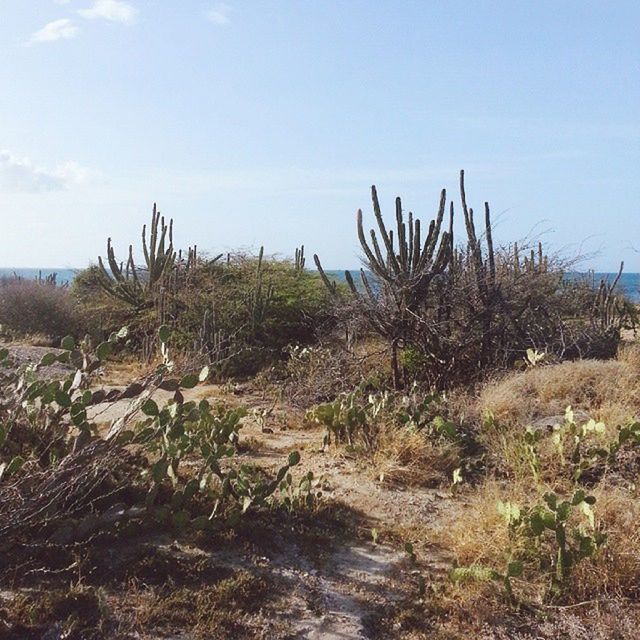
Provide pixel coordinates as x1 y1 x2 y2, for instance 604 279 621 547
374 425 460 488
479 344 640 428
430 480 545 605
131 569 272 638
400 345 640 636
99 357 153 386
424 478 640 635
279 336 392 406
474 346 640 484
571 484 640 599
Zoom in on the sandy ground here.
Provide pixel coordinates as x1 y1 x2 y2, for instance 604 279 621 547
1 344 449 639
85 380 450 639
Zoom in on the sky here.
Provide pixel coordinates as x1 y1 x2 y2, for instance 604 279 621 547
0 0 638 271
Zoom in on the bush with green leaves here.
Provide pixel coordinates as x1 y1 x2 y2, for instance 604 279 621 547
75 249 334 376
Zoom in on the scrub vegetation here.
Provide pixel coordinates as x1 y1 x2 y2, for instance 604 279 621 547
1 173 638 638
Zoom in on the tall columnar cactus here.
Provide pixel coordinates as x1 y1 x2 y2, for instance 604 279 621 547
315 185 452 388
97 204 177 309
245 246 274 336
294 245 306 273
591 261 634 340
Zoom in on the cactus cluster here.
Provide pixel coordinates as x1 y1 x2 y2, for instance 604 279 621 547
314 182 452 388
451 488 606 603
314 171 632 388
97 204 176 308
294 245 306 273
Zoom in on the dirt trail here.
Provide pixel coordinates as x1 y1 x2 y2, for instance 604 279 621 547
89 381 449 639
0 344 448 637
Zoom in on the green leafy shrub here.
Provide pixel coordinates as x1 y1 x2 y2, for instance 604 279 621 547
75 250 334 376
0 327 308 554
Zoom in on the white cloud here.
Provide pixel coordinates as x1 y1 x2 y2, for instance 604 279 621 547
54 0 72 5
78 0 137 25
207 3 231 25
0 151 93 193
27 18 79 45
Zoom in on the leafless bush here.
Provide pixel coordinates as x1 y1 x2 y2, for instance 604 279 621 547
0 277 82 339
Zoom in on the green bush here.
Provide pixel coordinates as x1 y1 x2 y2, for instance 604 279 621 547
75 252 335 376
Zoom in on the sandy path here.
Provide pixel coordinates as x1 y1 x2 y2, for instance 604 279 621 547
86 381 448 638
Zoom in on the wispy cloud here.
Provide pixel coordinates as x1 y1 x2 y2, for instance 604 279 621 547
27 18 79 45
207 3 232 25
0 151 94 193
54 0 72 5
78 0 138 25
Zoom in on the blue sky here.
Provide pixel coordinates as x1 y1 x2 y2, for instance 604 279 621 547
0 0 638 270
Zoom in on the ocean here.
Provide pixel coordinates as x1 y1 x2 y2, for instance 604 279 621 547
1 268 639 302
0 268 78 285
324 270 640 303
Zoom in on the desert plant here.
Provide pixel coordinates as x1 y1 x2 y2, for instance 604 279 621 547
0 325 306 552
314 183 452 388
529 490 607 587
307 389 379 451
450 489 606 603
306 386 457 458
0 276 83 339
97 204 177 309
314 172 632 389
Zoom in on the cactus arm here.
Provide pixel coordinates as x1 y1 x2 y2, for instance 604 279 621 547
407 211 415 270
344 270 362 298
412 218 421 271
359 268 378 304
396 198 408 272
368 229 387 275
449 201 454 255
357 209 386 279
371 186 401 276
127 245 141 290
313 254 338 296
106 239 125 282
142 223 151 270
425 188 447 260
484 202 496 284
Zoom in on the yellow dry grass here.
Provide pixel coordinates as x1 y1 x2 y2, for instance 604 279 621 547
479 344 640 427
374 425 460 488
430 478 640 613
571 484 640 599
